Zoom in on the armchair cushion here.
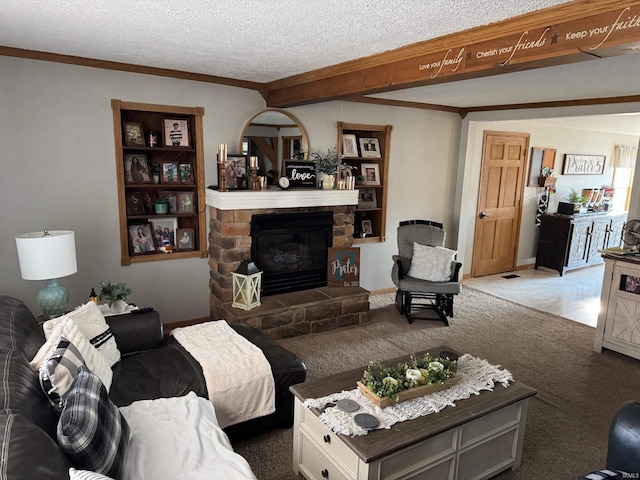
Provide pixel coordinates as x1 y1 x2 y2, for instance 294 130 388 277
407 243 457 282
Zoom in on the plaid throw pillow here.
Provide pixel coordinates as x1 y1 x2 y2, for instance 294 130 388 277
57 366 131 478
39 337 85 413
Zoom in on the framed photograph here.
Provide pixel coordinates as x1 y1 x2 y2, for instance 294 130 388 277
358 188 377 208
123 122 145 146
141 190 157 214
361 163 381 185
124 153 152 184
179 162 194 184
562 154 605 175
126 191 145 215
342 134 359 158
128 223 155 254
150 217 178 248
223 154 248 190
161 162 179 184
176 228 195 251
359 137 381 158
161 191 178 213
361 219 373 235
177 192 195 213
163 118 190 147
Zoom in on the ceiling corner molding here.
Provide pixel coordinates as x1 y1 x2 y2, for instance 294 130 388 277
0 46 263 91
263 0 640 107
344 96 463 115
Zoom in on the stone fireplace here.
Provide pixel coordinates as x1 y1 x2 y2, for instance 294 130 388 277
206 189 370 339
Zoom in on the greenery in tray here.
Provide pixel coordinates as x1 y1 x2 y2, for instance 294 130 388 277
309 147 339 174
98 281 132 307
360 353 457 402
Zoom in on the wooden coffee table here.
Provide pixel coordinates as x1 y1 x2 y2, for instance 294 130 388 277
291 346 536 480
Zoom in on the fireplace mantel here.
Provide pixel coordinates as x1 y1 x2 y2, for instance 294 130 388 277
205 188 359 210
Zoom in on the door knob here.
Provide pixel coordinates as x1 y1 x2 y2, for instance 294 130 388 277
479 211 489 219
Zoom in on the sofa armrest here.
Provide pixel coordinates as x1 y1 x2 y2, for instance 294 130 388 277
106 310 164 356
607 400 640 473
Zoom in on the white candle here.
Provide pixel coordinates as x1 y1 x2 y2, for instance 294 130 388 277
250 156 258 168
218 144 227 164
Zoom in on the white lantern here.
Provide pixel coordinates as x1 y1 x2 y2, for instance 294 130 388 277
231 259 262 310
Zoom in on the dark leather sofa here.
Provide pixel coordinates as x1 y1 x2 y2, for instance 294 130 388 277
0 295 307 479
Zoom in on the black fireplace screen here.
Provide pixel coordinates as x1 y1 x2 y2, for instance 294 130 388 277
251 211 333 296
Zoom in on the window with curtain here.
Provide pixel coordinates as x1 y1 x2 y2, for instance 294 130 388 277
612 144 638 212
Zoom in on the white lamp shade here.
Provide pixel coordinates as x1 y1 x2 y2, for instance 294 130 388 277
15 230 77 280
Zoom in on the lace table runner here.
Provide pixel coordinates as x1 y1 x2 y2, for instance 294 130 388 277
303 354 513 436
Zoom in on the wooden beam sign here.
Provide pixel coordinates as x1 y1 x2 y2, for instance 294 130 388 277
264 2 640 107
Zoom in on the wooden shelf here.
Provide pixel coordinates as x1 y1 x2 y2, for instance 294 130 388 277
111 99 207 266
337 122 392 243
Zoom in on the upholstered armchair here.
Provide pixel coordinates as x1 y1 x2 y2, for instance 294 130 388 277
391 220 462 325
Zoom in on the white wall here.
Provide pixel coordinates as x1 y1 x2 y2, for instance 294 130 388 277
0 56 463 321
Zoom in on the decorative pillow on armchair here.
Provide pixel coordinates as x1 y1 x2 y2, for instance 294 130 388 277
39 337 85 413
44 301 121 367
407 242 457 282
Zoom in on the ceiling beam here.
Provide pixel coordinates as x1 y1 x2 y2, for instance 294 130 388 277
263 0 640 107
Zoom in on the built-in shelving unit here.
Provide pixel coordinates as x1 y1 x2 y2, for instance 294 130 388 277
111 100 207 265
337 122 391 244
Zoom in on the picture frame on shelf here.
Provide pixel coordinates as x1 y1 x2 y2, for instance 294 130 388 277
141 190 157 214
223 154 248 190
179 162 194 184
163 118 190 147
126 192 145 215
358 188 377 208
123 122 145 146
124 153 152 184
361 163 381 185
342 134 359 158
176 228 195 251
359 137 381 158
177 192 195 213
150 217 178 248
128 223 156 254
161 161 179 184
361 219 373 235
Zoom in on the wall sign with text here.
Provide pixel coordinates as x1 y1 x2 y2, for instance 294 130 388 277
562 154 605 175
285 161 316 187
327 247 360 287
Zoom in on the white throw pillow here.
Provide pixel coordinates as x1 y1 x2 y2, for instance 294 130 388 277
43 301 121 367
31 317 113 392
69 468 115 480
407 243 457 282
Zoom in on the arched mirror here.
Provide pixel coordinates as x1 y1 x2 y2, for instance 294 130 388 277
239 109 309 183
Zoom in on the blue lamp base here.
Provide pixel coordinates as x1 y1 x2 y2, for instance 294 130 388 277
37 278 69 319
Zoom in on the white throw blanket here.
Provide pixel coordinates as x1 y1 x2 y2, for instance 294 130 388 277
170 321 275 429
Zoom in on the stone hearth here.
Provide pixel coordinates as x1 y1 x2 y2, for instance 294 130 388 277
205 189 370 338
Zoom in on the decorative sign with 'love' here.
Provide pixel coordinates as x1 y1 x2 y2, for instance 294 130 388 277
285 161 316 188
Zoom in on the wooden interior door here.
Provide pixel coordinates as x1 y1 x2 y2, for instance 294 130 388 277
472 131 529 277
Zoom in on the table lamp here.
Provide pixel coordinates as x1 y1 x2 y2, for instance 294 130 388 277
15 229 77 318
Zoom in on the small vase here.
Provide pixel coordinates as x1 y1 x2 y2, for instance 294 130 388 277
155 203 169 214
321 174 335 190
112 299 127 313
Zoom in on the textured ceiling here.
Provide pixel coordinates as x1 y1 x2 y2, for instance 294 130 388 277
1 0 570 83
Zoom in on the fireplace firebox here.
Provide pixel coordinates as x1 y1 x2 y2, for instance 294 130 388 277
251 211 333 296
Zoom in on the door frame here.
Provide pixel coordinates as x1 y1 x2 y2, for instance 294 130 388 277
470 130 529 278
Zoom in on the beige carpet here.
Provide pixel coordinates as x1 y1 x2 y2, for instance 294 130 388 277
232 288 640 480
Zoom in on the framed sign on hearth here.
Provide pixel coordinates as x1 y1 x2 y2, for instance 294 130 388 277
327 247 360 287
562 154 605 175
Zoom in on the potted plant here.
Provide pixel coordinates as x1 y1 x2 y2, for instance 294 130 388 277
98 281 132 313
150 160 162 184
154 196 170 214
309 147 338 189
568 188 588 213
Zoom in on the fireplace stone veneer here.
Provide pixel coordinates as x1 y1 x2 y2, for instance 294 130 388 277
206 189 370 339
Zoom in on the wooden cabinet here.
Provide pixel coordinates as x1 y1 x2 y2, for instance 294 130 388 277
337 122 392 244
535 212 627 276
111 100 207 265
594 255 640 361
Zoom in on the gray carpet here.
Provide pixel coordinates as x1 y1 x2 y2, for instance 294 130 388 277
232 288 640 480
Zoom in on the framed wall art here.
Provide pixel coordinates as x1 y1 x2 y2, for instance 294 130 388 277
358 188 377 208
163 118 190 147
359 137 381 158
124 153 152 184
327 247 360 287
177 192 195 213
161 162 179 184
222 154 248 190
361 163 381 185
128 224 155 254
361 219 373 235
123 122 145 146
150 217 178 247
126 192 145 215
160 191 178 213
176 228 195 251
342 134 359 158
179 162 194 184
562 154 605 175
527 147 556 186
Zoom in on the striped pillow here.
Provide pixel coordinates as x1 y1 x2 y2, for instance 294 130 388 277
69 468 115 480
39 337 85 413
44 302 121 367
58 366 131 478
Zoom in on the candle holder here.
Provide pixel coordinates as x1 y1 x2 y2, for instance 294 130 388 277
250 166 260 191
218 144 228 192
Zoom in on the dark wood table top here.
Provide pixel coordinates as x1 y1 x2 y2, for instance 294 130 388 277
291 345 537 463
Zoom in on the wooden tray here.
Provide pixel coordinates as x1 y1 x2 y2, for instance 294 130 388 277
357 373 461 408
